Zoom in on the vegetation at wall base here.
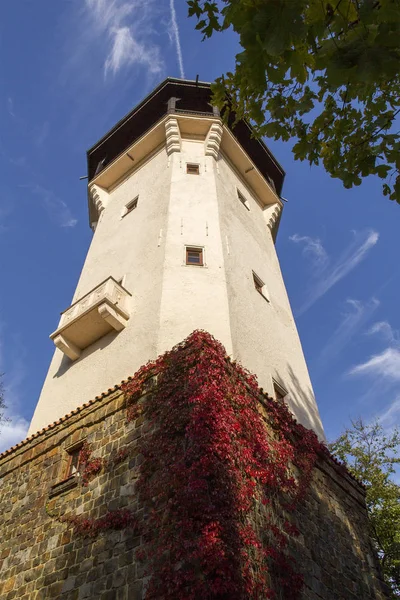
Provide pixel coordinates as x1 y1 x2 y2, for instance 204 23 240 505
188 0 400 203
330 419 400 597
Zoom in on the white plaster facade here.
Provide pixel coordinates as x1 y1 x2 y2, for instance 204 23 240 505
28 112 325 440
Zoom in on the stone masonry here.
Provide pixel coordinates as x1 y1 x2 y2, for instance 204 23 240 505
0 356 390 600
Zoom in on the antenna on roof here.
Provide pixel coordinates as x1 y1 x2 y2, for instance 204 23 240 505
79 176 88 180
195 75 199 86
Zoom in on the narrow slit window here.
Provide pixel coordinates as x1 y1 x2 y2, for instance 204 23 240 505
253 272 264 295
66 444 84 478
187 163 200 175
273 381 288 403
123 196 138 217
237 189 250 210
186 247 203 266
253 272 269 301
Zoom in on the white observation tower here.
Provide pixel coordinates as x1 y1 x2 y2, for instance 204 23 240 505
28 78 324 440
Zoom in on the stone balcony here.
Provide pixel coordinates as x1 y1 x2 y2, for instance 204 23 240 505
50 277 131 361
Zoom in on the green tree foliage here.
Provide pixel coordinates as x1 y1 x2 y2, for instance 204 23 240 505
188 0 400 202
330 419 400 596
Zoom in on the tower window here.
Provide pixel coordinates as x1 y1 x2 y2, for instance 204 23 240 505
186 247 204 266
253 272 269 301
237 189 250 210
273 381 288 403
186 163 200 175
123 196 138 217
65 444 84 479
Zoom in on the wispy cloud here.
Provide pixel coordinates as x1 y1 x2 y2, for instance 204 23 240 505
293 229 379 314
7 97 15 118
317 297 380 368
349 317 400 428
169 0 185 79
289 233 328 269
21 184 77 228
0 418 30 453
367 321 400 346
0 329 30 453
378 395 400 427
350 347 400 381
85 0 164 77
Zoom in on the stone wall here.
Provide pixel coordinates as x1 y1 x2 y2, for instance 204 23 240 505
0 387 145 600
0 378 389 600
292 453 387 599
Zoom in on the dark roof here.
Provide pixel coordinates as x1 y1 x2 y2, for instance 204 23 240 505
87 78 285 195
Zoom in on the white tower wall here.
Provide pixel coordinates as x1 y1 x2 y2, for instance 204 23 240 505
29 105 324 440
216 156 323 434
29 149 172 434
157 139 233 357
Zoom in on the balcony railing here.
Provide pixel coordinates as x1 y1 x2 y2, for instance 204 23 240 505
50 277 131 361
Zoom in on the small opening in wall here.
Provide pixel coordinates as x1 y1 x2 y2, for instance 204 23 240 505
186 163 200 175
273 380 288 403
186 247 204 266
123 196 138 217
237 189 250 211
253 272 269 301
66 443 84 479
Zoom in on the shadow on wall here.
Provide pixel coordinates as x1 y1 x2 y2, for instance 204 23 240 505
280 363 325 440
53 330 120 379
289 467 389 599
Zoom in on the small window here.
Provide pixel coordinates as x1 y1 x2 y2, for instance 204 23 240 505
123 196 138 217
253 272 268 300
187 163 200 175
186 247 203 266
273 381 288 403
237 189 250 211
66 444 84 478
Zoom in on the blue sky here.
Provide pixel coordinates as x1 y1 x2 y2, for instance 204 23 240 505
0 1 399 452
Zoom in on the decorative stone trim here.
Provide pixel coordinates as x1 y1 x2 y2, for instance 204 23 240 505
264 201 283 233
50 277 131 361
54 334 81 361
165 117 181 155
98 302 128 332
89 185 108 215
48 475 79 498
89 184 109 230
204 122 223 160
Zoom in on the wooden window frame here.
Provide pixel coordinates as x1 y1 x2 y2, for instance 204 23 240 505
65 443 84 479
186 163 200 175
186 246 204 266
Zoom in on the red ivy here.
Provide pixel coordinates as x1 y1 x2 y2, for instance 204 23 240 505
113 447 129 465
64 509 138 538
79 442 104 487
122 330 325 600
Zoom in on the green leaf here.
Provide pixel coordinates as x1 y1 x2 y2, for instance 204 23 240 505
187 0 400 205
